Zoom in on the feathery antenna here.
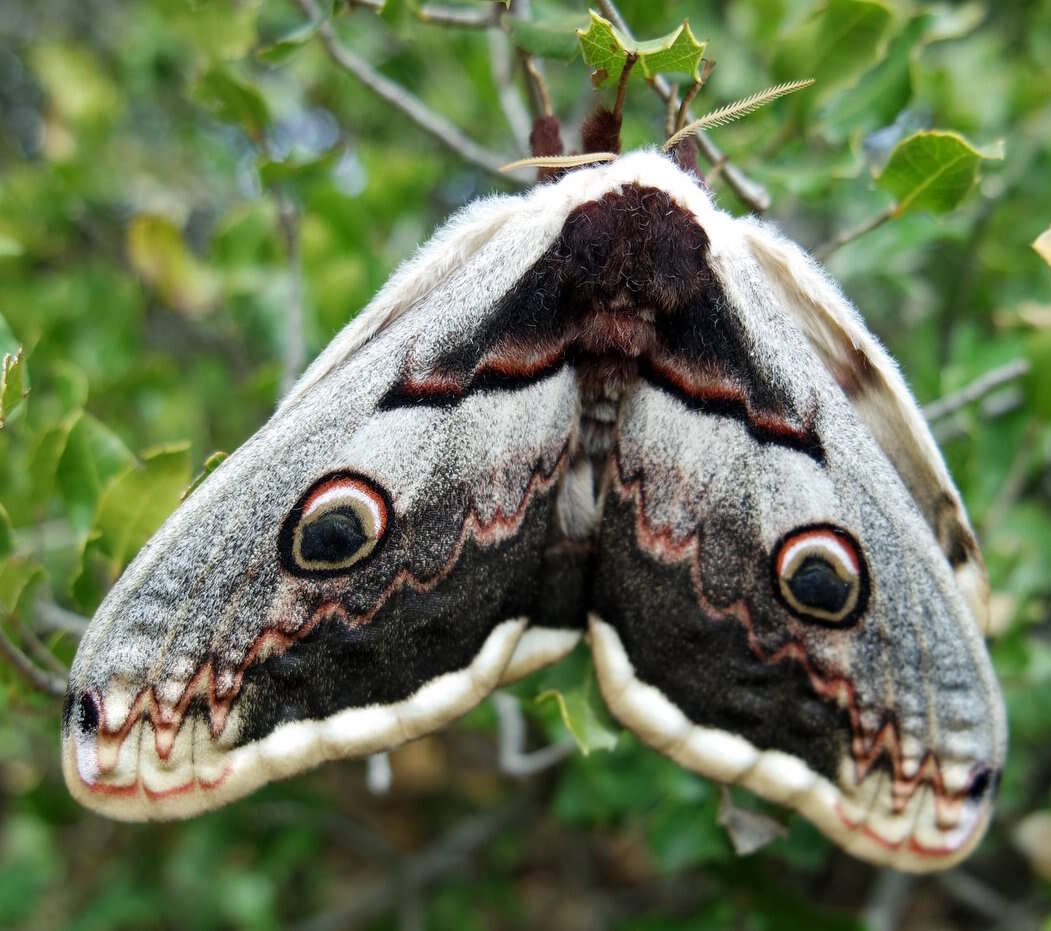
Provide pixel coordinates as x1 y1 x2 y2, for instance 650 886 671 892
663 79 815 151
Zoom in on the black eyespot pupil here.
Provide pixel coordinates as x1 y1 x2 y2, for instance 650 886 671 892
78 693 99 734
787 556 851 614
300 508 367 563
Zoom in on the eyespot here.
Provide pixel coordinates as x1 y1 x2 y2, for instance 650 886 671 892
280 473 391 576
772 525 869 627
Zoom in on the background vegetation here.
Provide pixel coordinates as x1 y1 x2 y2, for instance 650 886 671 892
1 0 1050 928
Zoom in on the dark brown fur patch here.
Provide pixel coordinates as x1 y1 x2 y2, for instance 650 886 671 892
581 107 622 154
381 182 822 461
530 115 565 183
669 137 700 176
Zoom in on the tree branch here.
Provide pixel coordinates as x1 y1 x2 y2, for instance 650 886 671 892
487 24 532 154
923 358 1031 422
34 599 89 638
813 204 896 261
293 0 520 183
274 194 307 397
0 621 67 698
345 0 503 28
294 801 531 931
594 0 771 212
493 692 575 777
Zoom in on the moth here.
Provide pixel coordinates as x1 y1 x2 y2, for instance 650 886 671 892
62 131 1006 872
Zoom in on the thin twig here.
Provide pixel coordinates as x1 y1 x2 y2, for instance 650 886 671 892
365 752 393 794
664 82 679 139
19 622 70 676
274 194 307 396
345 0 502 28
521 53 553 118
0 622 67 698
612 52 637 122
295 801 530 931
594 0 771 212
862 869 914 931
923 358 1031 422
493 692 575 777
813 204 897 261
674 59 714 133
936 869 1039 930
34 600 89 638
294 0 518 183
487 26 532 154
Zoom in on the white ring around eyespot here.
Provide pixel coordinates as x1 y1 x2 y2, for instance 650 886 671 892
777 532 859 583
775 527 864 625
292 476 389 571
302 482 386 537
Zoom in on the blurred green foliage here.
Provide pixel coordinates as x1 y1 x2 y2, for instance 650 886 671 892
1 0 1050 928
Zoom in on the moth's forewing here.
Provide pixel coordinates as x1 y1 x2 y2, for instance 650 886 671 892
62 192 590 819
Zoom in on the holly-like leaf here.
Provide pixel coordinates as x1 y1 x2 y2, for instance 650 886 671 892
1033 227 1051 267
537 667 619 755
877 129 1004 216
577 12 705 89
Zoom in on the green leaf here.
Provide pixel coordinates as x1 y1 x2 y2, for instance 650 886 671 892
773 0 895 111
0 314 17 357
0 556 43 618
256 18 325 65
193 66 270 141
877 129 1004 215
126 214 221 316
510 13 588 60
577 12 705 89
92 443 192 566
809 0 895 89
0 503 12 559
1025 330 1051 418
55 412 136 533
258 147 343 192
536 666 618 755
380 0 420 28
0 347 28 429
183 450 229 501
